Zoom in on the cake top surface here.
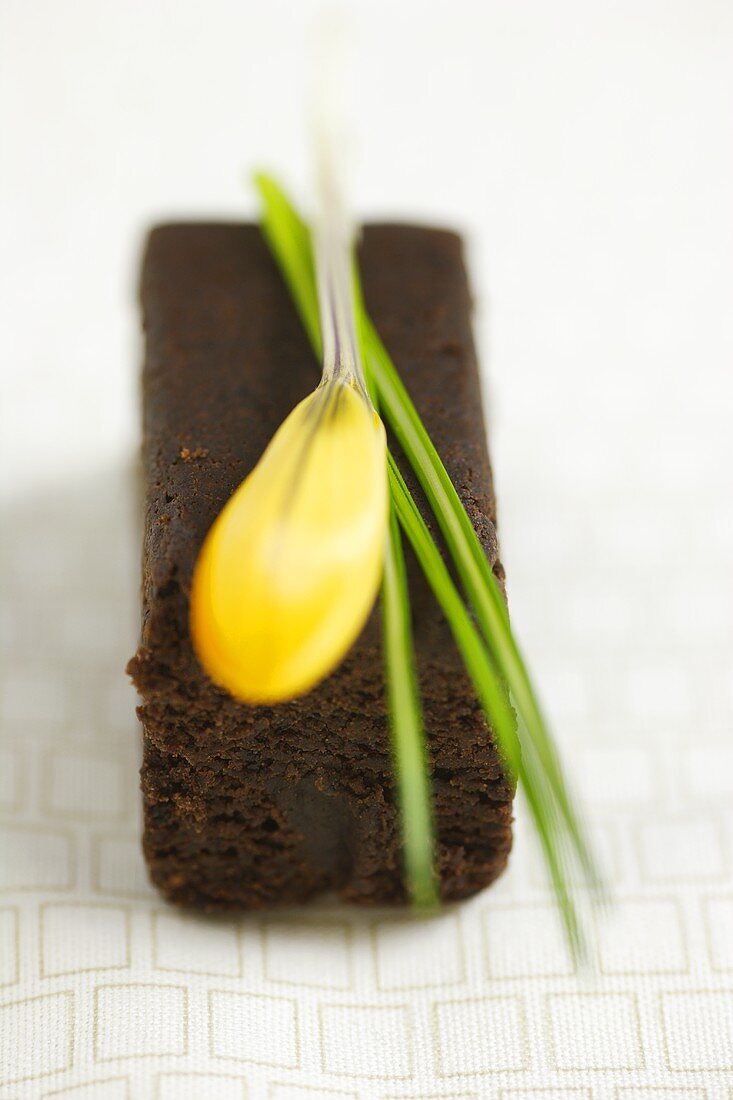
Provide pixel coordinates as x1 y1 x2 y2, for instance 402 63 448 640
139 222 501 669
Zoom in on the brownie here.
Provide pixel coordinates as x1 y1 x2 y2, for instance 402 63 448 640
127 222 514 909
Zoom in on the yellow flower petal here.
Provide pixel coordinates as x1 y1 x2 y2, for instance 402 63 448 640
190 380 387 703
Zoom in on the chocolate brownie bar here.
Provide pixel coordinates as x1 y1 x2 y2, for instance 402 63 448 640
127 222 514 909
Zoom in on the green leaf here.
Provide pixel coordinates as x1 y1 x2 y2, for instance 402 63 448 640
387 458 519 776
388 457 586 957
254 173 322 354
361 318 603 897
382 503 440 909
254 172 604 952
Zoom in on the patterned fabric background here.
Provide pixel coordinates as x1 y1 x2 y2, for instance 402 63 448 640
2 1 732 1096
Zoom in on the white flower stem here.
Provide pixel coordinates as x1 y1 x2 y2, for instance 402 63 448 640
311 19 368 398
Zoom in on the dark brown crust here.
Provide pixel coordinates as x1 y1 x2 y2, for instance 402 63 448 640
127 222 514 910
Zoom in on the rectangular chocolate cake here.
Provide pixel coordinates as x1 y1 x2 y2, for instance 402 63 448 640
128 222 514 909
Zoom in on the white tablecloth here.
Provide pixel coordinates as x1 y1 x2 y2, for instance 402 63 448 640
2 1 732 1096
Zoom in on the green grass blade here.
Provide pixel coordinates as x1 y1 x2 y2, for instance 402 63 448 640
361 319 602 895
389 457 586 956
382 505 440 909
253 171 604 935
388 457 520 774
254 172 322 355
357 209 594 894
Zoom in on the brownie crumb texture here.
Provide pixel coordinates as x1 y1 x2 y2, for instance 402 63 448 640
128 222 514 910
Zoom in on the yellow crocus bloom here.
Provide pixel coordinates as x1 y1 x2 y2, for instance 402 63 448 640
190 154 387 703
190 379 386 702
